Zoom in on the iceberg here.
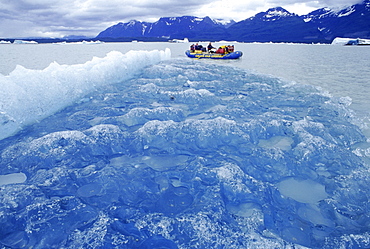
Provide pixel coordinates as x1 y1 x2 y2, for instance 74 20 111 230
331 37 370 45
13 40 38 44
0 52 370 248
0 48 171 140
168 38 189 43
53 40 105 45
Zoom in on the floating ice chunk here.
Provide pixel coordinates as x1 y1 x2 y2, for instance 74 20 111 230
277 178 327 203
13 40 38 44
258 136 294 151
0 173 27 186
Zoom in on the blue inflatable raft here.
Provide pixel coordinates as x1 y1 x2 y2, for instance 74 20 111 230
185 50 243 59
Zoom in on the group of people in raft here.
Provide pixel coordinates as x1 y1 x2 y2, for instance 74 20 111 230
190 42 234 54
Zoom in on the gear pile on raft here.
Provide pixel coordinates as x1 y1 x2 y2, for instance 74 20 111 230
185 42 243 59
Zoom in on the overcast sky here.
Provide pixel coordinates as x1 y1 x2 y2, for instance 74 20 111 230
0 0 363 38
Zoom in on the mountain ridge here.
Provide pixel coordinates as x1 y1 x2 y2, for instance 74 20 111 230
96 0 370 43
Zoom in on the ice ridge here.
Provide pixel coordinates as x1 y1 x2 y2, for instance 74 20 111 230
0 48 171 141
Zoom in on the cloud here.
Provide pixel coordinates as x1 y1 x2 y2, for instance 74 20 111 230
2 1 169 37
266 0 363 10
266 0 362 6
0 0 365 38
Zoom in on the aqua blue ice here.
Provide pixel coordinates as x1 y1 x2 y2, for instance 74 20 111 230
0 59 370 248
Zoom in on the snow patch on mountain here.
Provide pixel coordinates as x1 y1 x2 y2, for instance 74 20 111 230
338 6 356 17
265 9 292 18
213 18 235 26
259 7 295 21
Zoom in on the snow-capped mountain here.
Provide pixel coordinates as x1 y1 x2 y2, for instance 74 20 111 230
96 16 234 39
302 0 370 40
96 0 370 43
226 7 321 43
251 7 297 21
96 20 152 38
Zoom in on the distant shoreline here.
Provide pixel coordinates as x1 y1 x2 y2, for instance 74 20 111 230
0 37 333 44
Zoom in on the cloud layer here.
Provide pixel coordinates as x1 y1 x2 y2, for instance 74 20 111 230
0 0 363 38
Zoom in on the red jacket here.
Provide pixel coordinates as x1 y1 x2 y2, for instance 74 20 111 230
216 48 225 54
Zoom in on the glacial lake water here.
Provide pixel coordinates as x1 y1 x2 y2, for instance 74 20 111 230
1 41 369 119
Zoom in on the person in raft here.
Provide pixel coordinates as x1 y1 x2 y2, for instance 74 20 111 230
190 44 195 52
190 43 203 52
227 45 234 52
207 42 216 53
194 43 203 50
